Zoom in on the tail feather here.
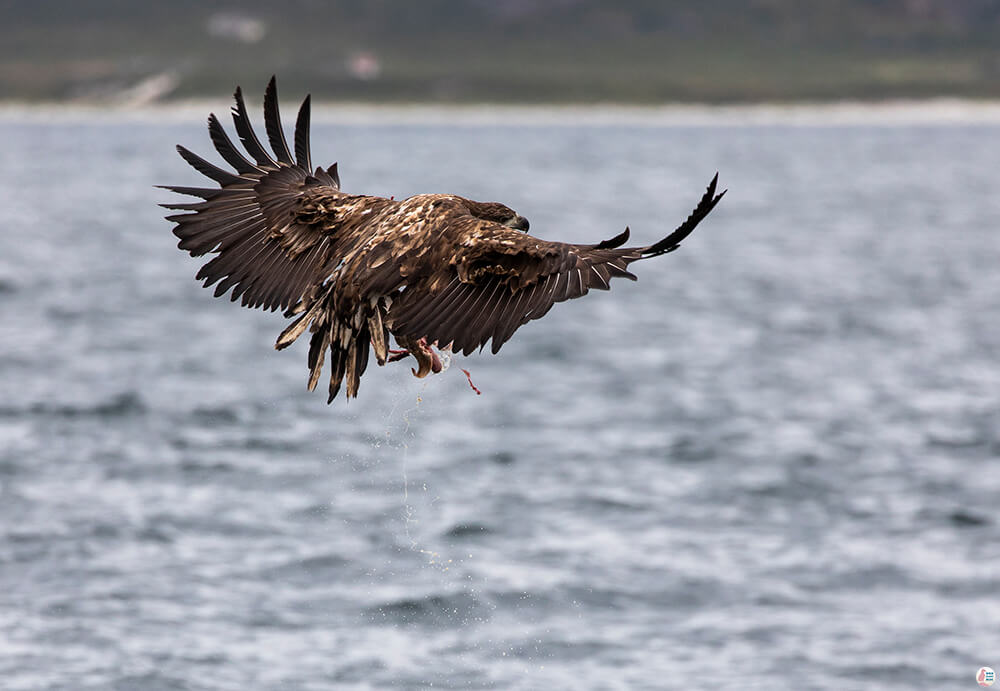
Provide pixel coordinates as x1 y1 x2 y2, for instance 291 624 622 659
307 318 331 391
368 303 389 365
344 325 371 400
327 342 347 403
296 314 374 403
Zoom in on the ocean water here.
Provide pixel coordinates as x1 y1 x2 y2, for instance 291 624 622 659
0 105 998 690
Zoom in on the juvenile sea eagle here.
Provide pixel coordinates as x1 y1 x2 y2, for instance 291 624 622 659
162 78 725 402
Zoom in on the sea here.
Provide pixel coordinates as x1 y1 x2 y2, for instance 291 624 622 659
0 100 998 690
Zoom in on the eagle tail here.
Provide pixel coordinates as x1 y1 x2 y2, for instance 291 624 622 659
368 302 390 366
300 307 373 402
343 325 371 400
321 322 372 403
326 340 348 403
306 316 331 392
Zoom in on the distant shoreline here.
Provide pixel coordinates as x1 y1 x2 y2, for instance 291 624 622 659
4 98 1000 126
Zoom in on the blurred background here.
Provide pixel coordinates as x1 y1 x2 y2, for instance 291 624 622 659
1 2 999 691
2 0 1000 105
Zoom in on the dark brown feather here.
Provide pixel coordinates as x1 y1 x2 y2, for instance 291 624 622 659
263 76 294 166
208 113 261 175
294 95 313 170
232 86 277 168
176 145 244 186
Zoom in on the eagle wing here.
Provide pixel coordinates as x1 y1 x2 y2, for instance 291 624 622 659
160 76 344 314
388 174 725 356
163 77 725 402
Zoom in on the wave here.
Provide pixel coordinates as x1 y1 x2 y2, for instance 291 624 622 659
365 591 490 627
0 391 146 418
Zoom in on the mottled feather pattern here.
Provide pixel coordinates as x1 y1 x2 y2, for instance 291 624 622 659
163 77 724 401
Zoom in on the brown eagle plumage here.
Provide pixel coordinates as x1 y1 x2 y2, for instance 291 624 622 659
161 78 726 402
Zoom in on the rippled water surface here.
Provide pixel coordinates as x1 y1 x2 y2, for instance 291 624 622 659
1 107 999 690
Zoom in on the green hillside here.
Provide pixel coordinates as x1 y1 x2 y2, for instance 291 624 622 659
2 0 998 103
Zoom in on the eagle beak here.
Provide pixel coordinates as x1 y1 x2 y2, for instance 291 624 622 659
505 215 530 232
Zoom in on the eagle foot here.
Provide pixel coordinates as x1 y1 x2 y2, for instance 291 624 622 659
393 337 443 378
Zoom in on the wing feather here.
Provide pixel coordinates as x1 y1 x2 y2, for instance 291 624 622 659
172 208 263 254
163 195 257 214
470 280 513 353
589 263 611 290
175 145 245 186
165 80 353 314
208 113 262 175
263 76 295 166
392 277 461 333
294 95 313 170
239 241 291 308
490 284 533 353
388 173 724 356
199 227 268 291
231 86 278 168
523 274 554 319
431 282 483 346
459 277 504 355
157 185 243 200
424 283 477 346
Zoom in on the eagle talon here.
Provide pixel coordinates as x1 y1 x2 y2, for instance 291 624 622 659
395 337 442 378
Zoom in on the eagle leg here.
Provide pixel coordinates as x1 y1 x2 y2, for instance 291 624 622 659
394 337 443 378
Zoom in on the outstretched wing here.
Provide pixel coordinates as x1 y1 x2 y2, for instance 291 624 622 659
160 76 343 313
388 174 725 356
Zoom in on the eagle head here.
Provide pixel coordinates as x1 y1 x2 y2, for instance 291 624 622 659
463 199 530 232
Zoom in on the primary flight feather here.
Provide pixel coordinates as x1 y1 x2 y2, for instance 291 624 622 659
161 77 726 402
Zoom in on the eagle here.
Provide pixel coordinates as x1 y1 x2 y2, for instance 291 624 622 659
161 78 725 402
